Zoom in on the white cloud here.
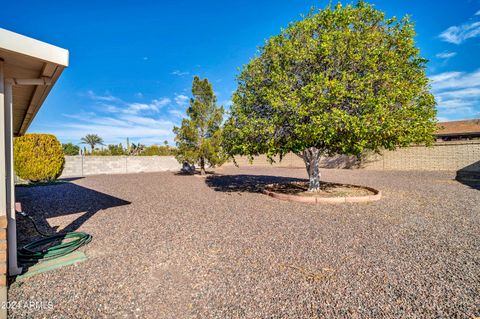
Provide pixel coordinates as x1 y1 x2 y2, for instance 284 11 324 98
435 51 457 59
50 92 180 145
87 91 170 115
52 111 176 145
476 10 480 16
430 69 480 90
174 94 189 106
171 70 190 76
430 69 480 119
86 90 121 102
125 98 171 114
168 109 185 118
439 13 480 44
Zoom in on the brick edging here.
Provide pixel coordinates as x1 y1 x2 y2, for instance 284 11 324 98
261 184 382 204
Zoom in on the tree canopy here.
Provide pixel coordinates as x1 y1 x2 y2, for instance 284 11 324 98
173 76 225 174
223 1 437 190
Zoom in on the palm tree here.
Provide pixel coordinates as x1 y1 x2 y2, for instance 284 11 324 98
80 134 104 153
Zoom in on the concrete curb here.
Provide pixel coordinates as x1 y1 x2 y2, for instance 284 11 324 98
261 184 382 204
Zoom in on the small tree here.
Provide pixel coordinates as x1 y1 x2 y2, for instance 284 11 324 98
173 76 225 174
80 134 104 153
223 1 437 191
62 143 80 156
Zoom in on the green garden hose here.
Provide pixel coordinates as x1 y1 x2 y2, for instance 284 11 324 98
17 213 92 264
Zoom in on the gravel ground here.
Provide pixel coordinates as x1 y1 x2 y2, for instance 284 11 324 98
8 167 480 319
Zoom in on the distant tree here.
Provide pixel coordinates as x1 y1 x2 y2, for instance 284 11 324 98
223 1 437 191
163 140 169 146
62 143 80 156
80 134 104 152
140 145 175 156
108 143 126 155
127 142 145 156
173 76 225 174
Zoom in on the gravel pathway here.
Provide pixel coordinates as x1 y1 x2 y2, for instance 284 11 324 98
8 167 480 318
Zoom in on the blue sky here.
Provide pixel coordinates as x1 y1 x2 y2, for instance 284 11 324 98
1 0 480 145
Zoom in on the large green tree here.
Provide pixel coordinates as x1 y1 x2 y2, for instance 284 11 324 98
173 76 225 174
223 1 437 191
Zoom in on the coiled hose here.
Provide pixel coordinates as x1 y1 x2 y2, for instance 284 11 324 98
17 212 92 264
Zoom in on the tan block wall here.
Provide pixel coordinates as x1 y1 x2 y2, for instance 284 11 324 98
61 156 181 178
226 141 480 171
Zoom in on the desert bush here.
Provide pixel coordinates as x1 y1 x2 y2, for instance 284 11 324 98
14 134 65 182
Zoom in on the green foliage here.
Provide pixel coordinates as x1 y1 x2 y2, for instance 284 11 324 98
140 145 176 156
80 134 104 151
14 134 65 182
62 143 80 156
82 142 176 156
224 1 437 185
173 76 226 173
126 142 145 156
108 144 126 155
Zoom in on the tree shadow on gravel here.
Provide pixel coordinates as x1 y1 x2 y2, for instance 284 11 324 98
205 174 306 193
174 170 215 176
13 182 130 276
15 182 130 247
456 160 480 190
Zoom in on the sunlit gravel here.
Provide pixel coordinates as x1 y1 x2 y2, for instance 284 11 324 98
8 167 480 318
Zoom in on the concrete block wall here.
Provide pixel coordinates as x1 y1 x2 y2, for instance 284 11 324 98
61 156 181 178
225 141 480 172
126 156 180 173
363 141 480 171
62 156 83 177
60 141 479 177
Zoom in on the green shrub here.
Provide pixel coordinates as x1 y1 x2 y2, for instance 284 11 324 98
14 134 65 182
62 143 80 156
140 145 176 156
108 144 126 155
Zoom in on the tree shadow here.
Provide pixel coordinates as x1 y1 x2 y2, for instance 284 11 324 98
174 170 215 176
456 160 480 190
14 182 130 270
320 154 361 168
59 176 85 182
205 174 306 193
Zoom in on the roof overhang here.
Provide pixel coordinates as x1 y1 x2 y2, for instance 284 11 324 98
0 28 69 136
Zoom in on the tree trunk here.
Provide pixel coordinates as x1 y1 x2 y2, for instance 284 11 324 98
200 157 206 175
298 147 322 192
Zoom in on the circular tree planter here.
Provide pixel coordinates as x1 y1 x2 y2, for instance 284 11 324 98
261 181 381 204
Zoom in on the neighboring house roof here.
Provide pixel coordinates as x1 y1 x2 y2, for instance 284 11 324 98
436 119 480 137
0 28 69 136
